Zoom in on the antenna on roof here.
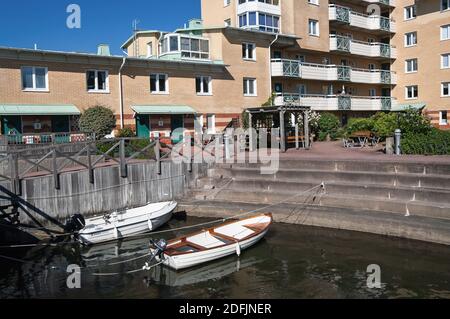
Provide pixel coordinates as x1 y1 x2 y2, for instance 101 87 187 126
34 43 38 50
132 19 140 57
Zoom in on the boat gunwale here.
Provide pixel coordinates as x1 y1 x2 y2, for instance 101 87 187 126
162 213 273 257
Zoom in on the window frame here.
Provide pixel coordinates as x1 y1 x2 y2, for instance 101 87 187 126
86 70 110 93
441 25 450 41
308 0 319 6
196 76 213 96
242 42 256 61
405 85 418 100
442 53 450 69
404 32 417 47
308 19 320 36
150 73 169 94
404 5 417 21
405 58 418 73
442 82 450 97
21 66 49 92
243 77 257 97
441 0 450 11
440 111 448 125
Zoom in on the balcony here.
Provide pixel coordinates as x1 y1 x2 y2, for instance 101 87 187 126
329 5 396 33
329 35 397 59
237 0 281 16
363 0 395 7
271 59 397 84
274 93 395 111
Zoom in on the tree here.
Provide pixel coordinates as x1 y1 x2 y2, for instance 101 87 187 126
79 105 116 139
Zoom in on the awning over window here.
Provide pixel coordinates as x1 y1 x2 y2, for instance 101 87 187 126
391 102 426 112
131 105 197 115
0 104 81 116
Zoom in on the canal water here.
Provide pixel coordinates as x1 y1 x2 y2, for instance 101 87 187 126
0 216 449 299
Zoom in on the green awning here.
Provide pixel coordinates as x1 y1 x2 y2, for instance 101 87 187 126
0 104 81 116
391 102 426 112
131 105 197 115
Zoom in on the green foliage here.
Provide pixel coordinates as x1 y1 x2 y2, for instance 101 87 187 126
371 112 397 137
397 108 432 135
262 92 276 107
79 105 116 139
241 110 249 129
317 113 340 141
116 127 135 138
402 129 450 155
346 118 374 135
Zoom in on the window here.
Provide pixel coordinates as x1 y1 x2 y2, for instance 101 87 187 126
239 12 280 33
180 37 210 59
147 42 153 58
296 55 306 62
21 66 48 91
405 32 417 46
440 111 448 125
242 43 256 60
405 59 418 73
369 88 377 96
224 19 231 27
368 63 376 70
406 85 418 99
243 78 257 96
442 82 450 97
207 114 216 134
224 0 231 6
196 76 212 95
308 0 319 5
86 70 109 92
442 0 450 11
404 5 417 20
441 25 450 40
150 74 168 94
442 53 450 69
309 19 319 36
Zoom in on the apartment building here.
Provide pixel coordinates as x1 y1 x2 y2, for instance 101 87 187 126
391 0 450 129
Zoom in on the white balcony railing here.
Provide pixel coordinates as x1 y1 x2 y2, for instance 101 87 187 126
271 59 397 84
274 93 395 111
363 0 395 7
329 5 396 33
237 0 281 16
329 35 397 59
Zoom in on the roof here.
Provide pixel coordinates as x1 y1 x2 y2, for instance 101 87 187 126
246 105 310 114
391 102 426 112
120 30 163 49
0 104 81 115
131 105 197 115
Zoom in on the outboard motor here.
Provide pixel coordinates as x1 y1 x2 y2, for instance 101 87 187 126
143 239 168 270
64 214 86 234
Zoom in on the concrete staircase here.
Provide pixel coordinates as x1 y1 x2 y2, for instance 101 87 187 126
178 159 450 245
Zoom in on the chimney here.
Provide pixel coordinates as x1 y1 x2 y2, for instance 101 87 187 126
97 44 111 56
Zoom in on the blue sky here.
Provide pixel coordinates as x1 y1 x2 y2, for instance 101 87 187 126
0 0 201 55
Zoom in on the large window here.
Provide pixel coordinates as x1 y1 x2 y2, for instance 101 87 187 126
196 76 212 95
405 85 418 99
242 43 256 60
87 70 109 93
21 66 48 91
161 34 210 60
243 78 257 96
405 59 418 73
441 25 450 40
309 19 319 36
405 32 417 46
404 5 416 20
442 53 450 69
238 11 280 33
150 74 168 94
238 0 279 5
442 0 450 11
442 82 450 97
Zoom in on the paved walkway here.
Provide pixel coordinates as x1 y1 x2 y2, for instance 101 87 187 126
279 141 450 164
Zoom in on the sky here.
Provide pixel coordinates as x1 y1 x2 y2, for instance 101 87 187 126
0 0 201 55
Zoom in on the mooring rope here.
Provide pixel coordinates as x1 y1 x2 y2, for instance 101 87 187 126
90 259 166 277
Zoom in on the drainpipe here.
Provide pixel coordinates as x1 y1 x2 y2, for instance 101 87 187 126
269 34 279 101
119 57 127 129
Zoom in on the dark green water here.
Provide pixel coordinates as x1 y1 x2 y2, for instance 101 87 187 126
0 216 449 299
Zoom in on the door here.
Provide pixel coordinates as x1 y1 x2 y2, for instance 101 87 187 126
136 114 150 138
171 114 184 144
2 116 22 143
51 115 71 143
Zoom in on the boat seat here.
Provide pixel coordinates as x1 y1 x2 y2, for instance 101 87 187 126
214 224 255 240
187 232 226 249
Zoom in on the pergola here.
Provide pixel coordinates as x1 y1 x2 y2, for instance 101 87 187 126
245 105 311 153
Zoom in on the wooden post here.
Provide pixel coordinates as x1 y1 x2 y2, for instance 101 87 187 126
52 147 60 190
155 138 161 175
119 139 127 178
87 142 94 184
248 112 254 152
280 110 286 153
303 110 310 150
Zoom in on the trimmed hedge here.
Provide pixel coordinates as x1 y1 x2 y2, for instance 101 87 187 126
79 105 116 139
317 113 340 141
402 129 450 155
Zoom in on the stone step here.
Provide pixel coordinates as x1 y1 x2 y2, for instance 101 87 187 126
208 167 450 190
186 188 450 221
217 159 450 176
178 200 450 246
199 178 450 205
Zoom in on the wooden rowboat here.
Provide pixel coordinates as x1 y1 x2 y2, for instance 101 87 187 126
151 213 272 270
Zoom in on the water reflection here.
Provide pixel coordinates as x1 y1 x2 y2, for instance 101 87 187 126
0 217 449 299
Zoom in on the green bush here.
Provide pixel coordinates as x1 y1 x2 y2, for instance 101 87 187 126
402 129 450 155
317 113 340 141
79 105 116 139
346 118 374 135
116 127 135 138
372 112 397 138
397 108 432 135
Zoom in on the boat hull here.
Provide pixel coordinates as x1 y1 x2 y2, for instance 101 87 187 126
78 201 176 245
156 229 268 270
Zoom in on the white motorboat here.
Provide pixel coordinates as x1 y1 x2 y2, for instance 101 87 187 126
149 213 272 270
72 201 177 245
